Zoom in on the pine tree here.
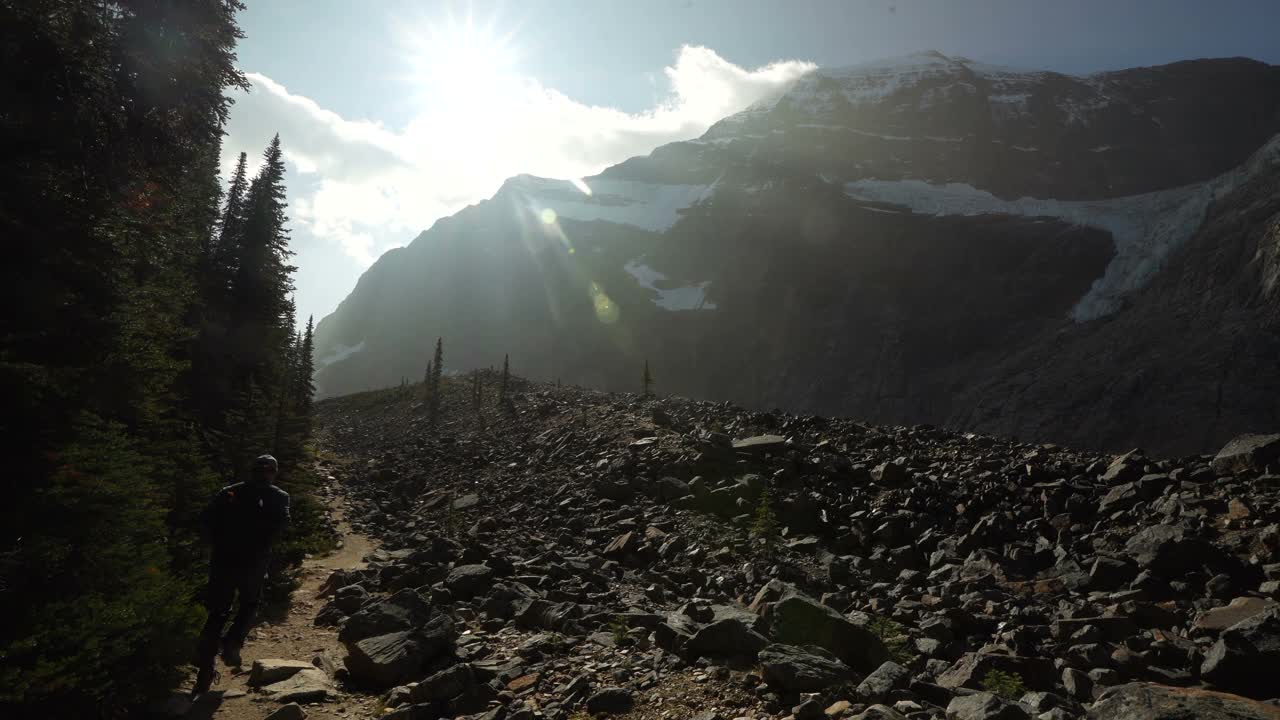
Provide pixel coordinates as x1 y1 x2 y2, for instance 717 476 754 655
297 315 316 418
423 360 434 403
428 338 444 424
499 354 510 402
642 360 655 397
0 1 260 713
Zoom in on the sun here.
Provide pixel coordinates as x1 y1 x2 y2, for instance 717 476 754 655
398 10 521 112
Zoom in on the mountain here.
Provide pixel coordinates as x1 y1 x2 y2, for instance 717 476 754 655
312 52 1280 456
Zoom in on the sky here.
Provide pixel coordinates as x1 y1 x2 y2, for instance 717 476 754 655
223 0 1280 326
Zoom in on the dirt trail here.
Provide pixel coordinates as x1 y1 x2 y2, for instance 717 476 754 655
188 466 379 720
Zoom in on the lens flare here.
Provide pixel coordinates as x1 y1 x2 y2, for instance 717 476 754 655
570 178 593 196
540 208 557 225
590 281 619 324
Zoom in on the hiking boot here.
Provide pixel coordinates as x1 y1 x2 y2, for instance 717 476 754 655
192 665 218 696
220 639 242 668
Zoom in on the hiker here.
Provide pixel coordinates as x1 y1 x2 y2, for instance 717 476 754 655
193 454 291 694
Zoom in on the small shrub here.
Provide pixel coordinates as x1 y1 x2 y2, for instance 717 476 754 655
981 669 1026 700
609 614 630 646
750 490 779 552
867 615 912 664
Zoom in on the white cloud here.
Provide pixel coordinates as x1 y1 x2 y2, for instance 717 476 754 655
222 45 813 319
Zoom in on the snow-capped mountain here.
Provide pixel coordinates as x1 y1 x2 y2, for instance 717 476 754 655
312 53 1280 455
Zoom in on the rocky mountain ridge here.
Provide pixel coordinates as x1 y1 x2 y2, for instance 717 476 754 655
311 52 1280 456
307 376 1280 719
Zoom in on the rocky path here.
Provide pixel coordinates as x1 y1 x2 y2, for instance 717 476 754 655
184 458 380 720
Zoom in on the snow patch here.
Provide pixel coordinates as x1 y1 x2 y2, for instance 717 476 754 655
508 176 714 232
319 340 366 367
844 133 1280 320
624 259 717 311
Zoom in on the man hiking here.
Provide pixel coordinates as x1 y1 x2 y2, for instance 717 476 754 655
193 454 291 694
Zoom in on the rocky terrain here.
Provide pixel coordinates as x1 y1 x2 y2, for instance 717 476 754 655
310 52 1280 457
269 376 1280 720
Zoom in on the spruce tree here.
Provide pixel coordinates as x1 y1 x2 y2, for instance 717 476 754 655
0 0 257 713
297 315 316 417
428 337 444 424
642 360 654 397
499 354 510 402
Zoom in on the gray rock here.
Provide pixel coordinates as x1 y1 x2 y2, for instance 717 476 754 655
758 643 853 692
249 658 315 687
264 703 307 720
585 687 634 715
444 564 495 599
259 668 334 703
856 661 911 702
732 434 787 452
1123 524 1225 576
686 617 769 660
345 611 455 689
339 588 433 643
410 662 475 702
937 653 1057 692
334 583 370 613
945 692 1031 720
769 593 890 672
656 476 691 500
1087 682 1280 719
1061 667 1093 702
855 706 909 720
1211 433 1280 475
1200 605 1280 699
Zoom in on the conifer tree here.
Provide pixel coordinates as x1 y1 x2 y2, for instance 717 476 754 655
500 354 510 402
428 337 444 423
0 2 276 713
642 360 654 397
424 360 434 402
297 315 316 418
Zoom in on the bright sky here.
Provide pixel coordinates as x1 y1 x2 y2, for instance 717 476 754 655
224 0 1280 326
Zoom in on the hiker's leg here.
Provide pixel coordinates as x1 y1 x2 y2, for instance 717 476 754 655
224 558 268 650
195 561 235 667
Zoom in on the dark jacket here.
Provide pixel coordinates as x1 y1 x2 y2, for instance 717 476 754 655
200 480 290 565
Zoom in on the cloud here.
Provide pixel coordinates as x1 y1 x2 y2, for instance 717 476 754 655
223 45 814 312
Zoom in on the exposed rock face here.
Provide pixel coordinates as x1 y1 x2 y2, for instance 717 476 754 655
312 53 1280 456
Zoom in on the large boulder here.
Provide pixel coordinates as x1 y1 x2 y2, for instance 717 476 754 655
759 643 854 692
444 564 495 599
338 588 434 643
768 594 890 672
1200 605 1280 699
936 652 1057 692
685 618 769 660
1087 682 1280 719
259 668 334 703
1211 434 1280 475
346 631 429 688
1123 524 1227 576
249 659 315 687
343 611 456 689
856 661 911 702
410 663 475 703
945 692 1031 720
